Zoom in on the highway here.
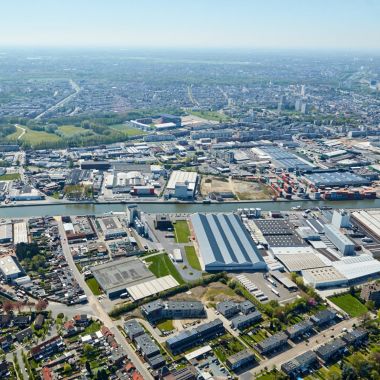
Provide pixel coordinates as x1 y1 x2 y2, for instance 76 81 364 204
240 316 360 380
56 218 154 380
35 79 80 120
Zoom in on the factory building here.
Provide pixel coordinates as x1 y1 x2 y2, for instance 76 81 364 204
331 210 351 228
190 213 267 272
303 170 370 188
0 255 24 283
167 171 198 199
324 224 355 256
0 224 13 244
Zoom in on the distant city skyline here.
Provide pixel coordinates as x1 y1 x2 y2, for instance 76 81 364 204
0 0 380 50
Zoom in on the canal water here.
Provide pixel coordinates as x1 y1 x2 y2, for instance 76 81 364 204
1 198 380 218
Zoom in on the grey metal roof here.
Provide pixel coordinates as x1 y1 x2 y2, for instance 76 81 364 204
190 213 266 270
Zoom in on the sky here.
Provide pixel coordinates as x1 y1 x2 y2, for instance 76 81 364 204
0 0 379 50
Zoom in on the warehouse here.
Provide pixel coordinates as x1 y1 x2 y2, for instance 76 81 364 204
13 222 28 244
91 257 155 299
0 255 23 282
190 213 267 272
166 170 198 198
331 255 380 284
274 249 329 272
0 224 13 244
303 171 370 188
97 216 127 240
126 275 179 301
302 267 347 289
351 210 380 240
257 145 314 171
324 224 355 256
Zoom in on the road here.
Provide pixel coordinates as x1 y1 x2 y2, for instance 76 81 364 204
240 317 360 380
34 79 80 120
56 218 153 380
15 124 26 140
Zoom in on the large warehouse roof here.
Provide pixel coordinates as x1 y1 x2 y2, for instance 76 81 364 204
275 252 329 272
332 255 380 281
190 213 267 271
0 255 22 278
126 275 179 301
92 257 154 296
303 171 370 187
167 171 198 190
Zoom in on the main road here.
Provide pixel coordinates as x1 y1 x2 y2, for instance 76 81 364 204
56 217 153 380
34 79 80 120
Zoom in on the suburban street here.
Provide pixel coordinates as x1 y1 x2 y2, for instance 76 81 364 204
56 217 154 380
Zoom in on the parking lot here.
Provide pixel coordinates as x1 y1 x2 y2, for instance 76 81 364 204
235 272 300 304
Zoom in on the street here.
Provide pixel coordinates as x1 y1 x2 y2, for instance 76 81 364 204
56 217 154 380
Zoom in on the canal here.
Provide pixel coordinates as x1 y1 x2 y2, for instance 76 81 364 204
1 198 380 218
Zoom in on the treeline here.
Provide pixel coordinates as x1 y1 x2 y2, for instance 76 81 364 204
109 272 228 318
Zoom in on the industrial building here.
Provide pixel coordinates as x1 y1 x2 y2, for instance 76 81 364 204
273 247 329 272
13 222 28 244
166 319 224 355
97 216 127 240
126 275 179 301
302 267 347 289
303 170 370 188
141 299 206 322
0 224 12 244
190 213 267 272
352 210 380 240
324 224 355 256
331 254 380 284
91 257 155 299
0 255 23 282
226 349 256 371
256 145 314 171
167 171 198 199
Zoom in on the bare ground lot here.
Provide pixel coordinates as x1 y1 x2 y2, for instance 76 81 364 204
200 176 275 200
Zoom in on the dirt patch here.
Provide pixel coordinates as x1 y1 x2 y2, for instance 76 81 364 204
201 176 232 195
201 175 274 200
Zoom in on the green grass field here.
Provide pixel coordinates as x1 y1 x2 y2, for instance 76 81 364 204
157 319 174 331
9 126 61 147
109 124 146 136
329 293 368 317
0 173 20 181
145 253 184 284
174 220 191 243
57 125 91 137
86 277 103 296
184 245 202 271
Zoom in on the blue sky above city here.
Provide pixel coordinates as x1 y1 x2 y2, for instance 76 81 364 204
1 0 379 50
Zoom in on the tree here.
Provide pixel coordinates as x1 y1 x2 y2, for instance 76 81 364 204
3 300 15 314
85 361 93 376
35 299 48 312
63 363 72 374
97 369 108 380
342 364 358 380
